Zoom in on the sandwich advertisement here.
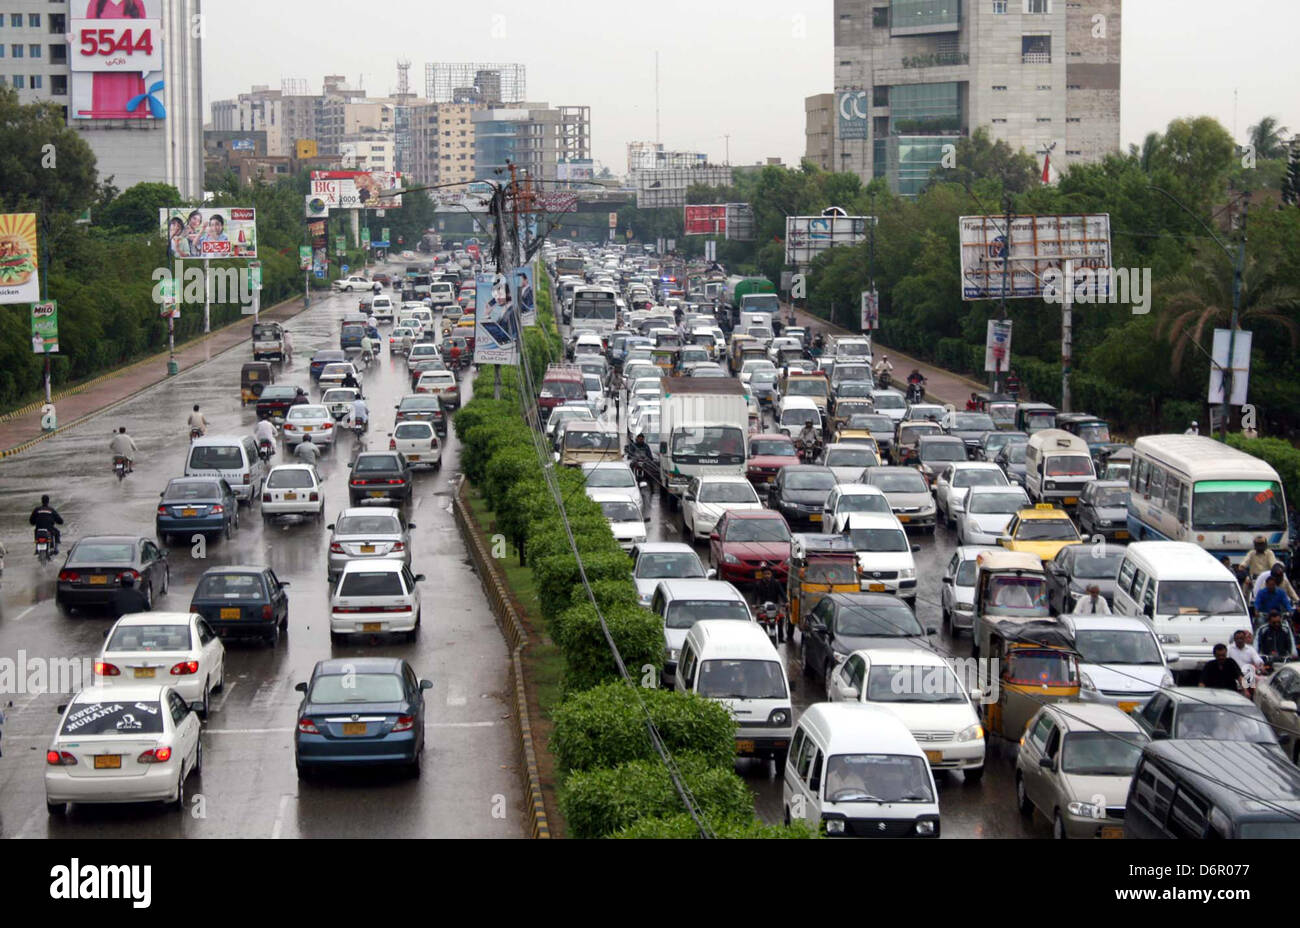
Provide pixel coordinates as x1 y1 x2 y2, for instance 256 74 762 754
0 213 41 305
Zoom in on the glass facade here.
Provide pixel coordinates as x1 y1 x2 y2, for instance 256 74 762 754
890 136 953 196
890 0 960 34
473 119 518 179
888 81 961 134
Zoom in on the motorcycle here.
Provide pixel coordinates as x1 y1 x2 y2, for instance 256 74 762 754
34 528 53 565
112 455 130 481
189 426 203 442
756 599 788 644
257 438 276 463
877 371 892 390
794 436 823 464
905 381 926 404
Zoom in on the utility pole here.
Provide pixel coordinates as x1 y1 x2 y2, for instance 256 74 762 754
994 194 1012 394
868 188 876 335
1222 195 1249 438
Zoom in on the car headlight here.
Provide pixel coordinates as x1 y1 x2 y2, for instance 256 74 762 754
1080 672 1096 692
1067 801 1101 818
1160 671 1174 687
768 708 790 726
723 553 740 565
957 601 974 611
1096 519 1112 527
956 723 984 742
915 820 937 836
899 568 916 580
1158 634 1181 645
824 819 846 835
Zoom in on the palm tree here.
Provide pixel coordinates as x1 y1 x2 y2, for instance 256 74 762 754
1248 117 1290 160
1156 253 1300 374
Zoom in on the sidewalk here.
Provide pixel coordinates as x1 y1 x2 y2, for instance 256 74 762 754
0 295 309 458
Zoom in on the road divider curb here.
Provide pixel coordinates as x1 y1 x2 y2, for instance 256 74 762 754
453 478 551 839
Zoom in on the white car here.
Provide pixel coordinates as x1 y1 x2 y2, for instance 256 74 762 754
822 484 894 533
330 558 424 643
906 403 947 423
739 359 777 388
956 485 1031 545
631 542 709 606
407 343 441 371
95 612 226 715
390 420 442 468
282 404 336 447
321 386 361 422
934 461 1011 528
870 389 909 423
582 373 607 415
262 464 325 520
389 327 416 355
590 491 648 551
821 443 881 483
547 406 596 448
416 370 460 407
940 545 999 635
827 649 985 780
45 685 203 815
370 295 395 323
682 475 763 541
333 275 373 292
318 362 362 390
844 512 919 605
1059 614 1174 709
582 462 643 508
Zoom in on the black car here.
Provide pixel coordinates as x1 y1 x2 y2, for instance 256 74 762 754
189 566 290 645
800 593 936 686
310 349 347 381
1044 543 1127 614
940 411 998 455
256 384 301 421
440 336 470 365
1076 479 1131 541
976 430 1029 463
995 441 1029 488
349 452 413 506
56 536 170 615
395 394 446 436
916 434 970 482
768 465 838 529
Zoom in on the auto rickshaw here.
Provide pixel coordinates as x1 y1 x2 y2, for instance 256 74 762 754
728 335 757 374
1015 402 1058 434
240 361 275 406
746 396 762 433
976 619 1080 741
974 392 1018 431
970 550 1052 651
786 533 861 635
1097 444 1132 482
651 346 678 376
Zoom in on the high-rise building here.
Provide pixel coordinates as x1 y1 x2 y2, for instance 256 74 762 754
410 101 480 187
804 94 836 170
821 0 1121 195
211 86 285 156
473 104 592 183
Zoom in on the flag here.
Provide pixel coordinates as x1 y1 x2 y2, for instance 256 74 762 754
1041 152 1051 184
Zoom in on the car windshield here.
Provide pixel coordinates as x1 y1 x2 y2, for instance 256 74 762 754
873 394 905 410
322 364 354 377
600 500 642 522
1069 549 1125 579
1192 481 1287 532
696 659 787 699
836 601 923 636
1016 519 1079 541
309 673 405 704
195 572 264 600
826 449 877 468
399 398 439 412
1059 732 1146 775
751 438 796 457
780 408 819 427
865 664 966 704
267 469 316 488
1090 486 1129 508
899 426 940 444
189 445 243 468
842 411 875 426
671 427 745 460
986 577 1051 614
586 468 636 488
1073 629 1163 665
107 624 192 651
336 515 401 535
954 470 1007 489
664 600 750 629
871 471 929 493
61 701 166 736
726 518 791 543
785 471 836 491
837 494 891 515
545 380 586 399
322 389 357 403
837 383 874 398
339 571 405 596
355 456 402 473
1046 455 1093 477
952 414 996 431
1156 581 1246 616
922 442 966 462
1004 650 1077 685
699 482 758 503
69 543 134 564
1076 424 1112 444
565 430 619 451
1176 706 1275 743
824 754 933 804
968 491 1029 514
163 482 222 501
636 552 704 580
787 380 827 396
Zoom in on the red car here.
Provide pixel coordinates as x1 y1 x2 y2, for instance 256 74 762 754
746 433 799 491
537 367 586 421
709 510 792 586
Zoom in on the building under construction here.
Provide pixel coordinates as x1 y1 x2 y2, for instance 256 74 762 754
425 63 526 105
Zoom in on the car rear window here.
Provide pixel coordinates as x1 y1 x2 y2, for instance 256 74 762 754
189 446 243 469
309 673 404 703
62 701 165 736
194 573 265 600
355 455 403 473
395 423 434 440
268 469 316 488
336 515 401 535
163 482 221 501
107 623 193 651
69 544 134 564
339 571 405 596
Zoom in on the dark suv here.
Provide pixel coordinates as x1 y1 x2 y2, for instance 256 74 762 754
349 452 413 506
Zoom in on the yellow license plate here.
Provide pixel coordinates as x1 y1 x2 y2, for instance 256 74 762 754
755 570 772 580
284 492 297 500
303 426 313 431
898 515 910 523
1118 701 1138 714
407 455 420 461
869 583 886 592
90 575 109 585
736 740 755 754
1115 530 1130 539
220 607 240 619
362 622 382 632
182 508 198 517
368 490 386 498
133 667 155 679
342 723 367 736
809 513 822 522
1101 826 1123 839
924 750 942 764
360 544 375 553
94 755 121 769
1064 497 1078 505
765 476 775 483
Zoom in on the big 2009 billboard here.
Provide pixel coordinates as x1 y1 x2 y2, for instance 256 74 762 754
70 0 168 120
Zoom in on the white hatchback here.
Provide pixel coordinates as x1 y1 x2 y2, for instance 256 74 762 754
282 404 336 447
318 362 362 390
262 464 325 520
95 612 226 715
390 420 442 468
329 559 425 643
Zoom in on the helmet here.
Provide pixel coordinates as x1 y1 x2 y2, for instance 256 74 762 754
1190 420 1198 427
302 433 312 443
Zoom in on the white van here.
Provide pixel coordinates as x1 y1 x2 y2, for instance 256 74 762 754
428 281 456 309
675 620 793 764
651 579 752 685
185 435 266 505
783 702 941 838
409 307 435 334
1112 541 1250 679
1024 429 1096 506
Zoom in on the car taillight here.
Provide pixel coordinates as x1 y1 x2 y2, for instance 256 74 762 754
392 715 415 733
211 504 224 514
350 479 364 486
262 605 273 620
323 422 333 430
241 472 250 484
170 661 199 676
298 718 320 734
94 660 120 676
284 423 296 430
58 571 79 582
47 751 77 766
309 492 320 502
118 570 140 582
157 506 168 515
387 478 404 485
138 747 172 763
390 439 397 450
263 494 272 503
392 542 405 551
329 543 345 553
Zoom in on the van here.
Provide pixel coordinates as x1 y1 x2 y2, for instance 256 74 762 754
675 620 793 764
650 579 752 684
783 703 941 837
1112 541 1250 678
1125 740 1300 838
251 322 285 361
1023 429 1095 506
185 435 266 505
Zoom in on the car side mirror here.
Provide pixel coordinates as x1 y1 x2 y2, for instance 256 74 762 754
294 682 307 693
420 679 434 690
911 544 921 553
709 532 720 543
159 491 165 497
414 574 426 582
1039 756 1056 772
327 524 335 530
57 704 67 714
1164 651 1180 665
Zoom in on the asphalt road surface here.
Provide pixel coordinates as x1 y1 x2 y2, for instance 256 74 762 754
0 280 523 838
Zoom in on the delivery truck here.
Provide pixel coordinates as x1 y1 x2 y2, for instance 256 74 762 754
722 276 779 325
658 378 751 505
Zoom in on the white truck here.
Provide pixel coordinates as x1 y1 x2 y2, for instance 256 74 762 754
658 378 751 504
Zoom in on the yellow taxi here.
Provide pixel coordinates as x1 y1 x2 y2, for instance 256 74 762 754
997 503 1083 561
828 428 878 453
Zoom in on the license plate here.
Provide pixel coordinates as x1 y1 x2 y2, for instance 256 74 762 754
898 515 910 523
284 492 297 501
1118 701 1138 714
368 490 386 498
1115 530 1130 539
407 455 420 461
220 607 241 619
360 544 376 553
342 723 367 736
755 570 772 580
133 667 155 679
362 622 382 632
809 513 822 522
94 755 121 769
924 750 942 764
182 508 198 517
869 583 886 592
303 426 313 432
765 476 775 484
1064 497 1078 505
90 575 108 585
1101 826 1123 839
736 740 755 754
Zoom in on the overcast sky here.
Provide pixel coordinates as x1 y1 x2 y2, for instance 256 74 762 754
204 0 1300 170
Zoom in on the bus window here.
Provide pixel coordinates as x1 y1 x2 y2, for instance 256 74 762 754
1130 567 1148 601
1164 478 1181 512
1178 483 1190 524
1135 458 1149 494
1149 466 1166 500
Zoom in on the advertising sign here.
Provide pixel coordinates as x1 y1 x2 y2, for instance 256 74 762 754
517 260 538 328
305 194 329 219
1209 328 1252 407
984 320 1014 373
298 246 311 270
725 202 755 242
784 209 870 266
161 208 257 259
608 212 619 230
860 290 879 330
837 90 869 141
31 301 58 353
684 205 727 236
231 139 256 152
69 0 166 120
474 272 520 365
0 213 40 305
557 159 595 182
959 214 1112 301
157 280 179 318
534 192 579 213
310 171 403 209
334 235 345 254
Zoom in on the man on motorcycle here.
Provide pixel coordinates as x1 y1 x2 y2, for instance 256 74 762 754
873 355 893 387
254 418 277 460
361 333 383 363
798 420 820 458
291 387 310 406
29 495 64 554
294 433 321 465
187 404 207 437
340 369 360 392
1257 609 1297 663
966 393 982 412
109 427 138 473
350 396 370 431
448 340 463 370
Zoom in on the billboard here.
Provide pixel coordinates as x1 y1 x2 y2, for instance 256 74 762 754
837 90 869 141
304 194 329 219
31 301 58 354
432 183 494 213
725 202 755 242
959 214 1112 301
69 0 167 120
1209 329 1252 407
517 260 538 327
784 209 870 266
231 139 256 152
474 272 521 365
535 192 579 213
310 171 404 209
635 166 733 209
161 208 257 259
0 213 40 305
860 290 879 331
985 320 1013 373
557 159 595 182
684 205 727 236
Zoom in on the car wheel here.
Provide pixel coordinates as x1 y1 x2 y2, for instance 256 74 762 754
233 510 240 530
1053 811 1067 839
161 568 169 596
199 682 210 719
171 769 185 811
223 519 232 541
296 762 311 781
213 665 225 693
142 582 154 611
267 622 281 647
47 801 66 816
193 738 204 776
964 766 984 785
1015 773 1032 815
408 745 423 779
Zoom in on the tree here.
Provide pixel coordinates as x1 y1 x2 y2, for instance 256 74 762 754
1248 116 1291 160
928 127 1040 194
98 182 183 233
0 86 98 215
1145 117 1236 215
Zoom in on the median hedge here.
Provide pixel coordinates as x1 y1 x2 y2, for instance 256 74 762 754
614 814 819 839
1227 435 1300 509
551 602 666 695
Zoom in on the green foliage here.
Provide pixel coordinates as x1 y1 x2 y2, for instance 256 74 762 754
1227 435 1300 509
551 602 665 694
614 814 819 839
98 182 182 233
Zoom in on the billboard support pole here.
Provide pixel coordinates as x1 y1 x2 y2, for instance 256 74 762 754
994 195 1011 394
1061 294 1072 413
203 264 210 334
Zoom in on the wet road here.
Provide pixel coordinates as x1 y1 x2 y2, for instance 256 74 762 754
0 275 523 837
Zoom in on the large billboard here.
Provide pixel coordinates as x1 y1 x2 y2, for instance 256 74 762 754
784 210 870 266
837 90 869 141
557 159 595 182
959 214 1112 301
69 0 167 121
310 171 404 209
0 213 40 305
161 208 257 259
725 203 755 242
474 271 521 365
684 205 727 236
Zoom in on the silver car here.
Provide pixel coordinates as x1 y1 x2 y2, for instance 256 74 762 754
326 507 414 581
861 466 936 531
940 545 998 635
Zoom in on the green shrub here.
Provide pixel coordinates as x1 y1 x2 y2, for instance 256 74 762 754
614 814 819 839
552 602 665 694
484 445 541 512
1227 435 1300 508
534 547 638 624
588 579 640 613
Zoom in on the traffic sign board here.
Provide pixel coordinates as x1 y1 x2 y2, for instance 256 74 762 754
341 264 349 274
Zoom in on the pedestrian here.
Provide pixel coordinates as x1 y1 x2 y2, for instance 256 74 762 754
1004 369 1021 398
1071 584 1112 615
282 329 293 364
1199 643 1244 691
1185 420 1199 436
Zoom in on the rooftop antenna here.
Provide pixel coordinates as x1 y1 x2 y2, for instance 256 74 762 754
397 58 411 97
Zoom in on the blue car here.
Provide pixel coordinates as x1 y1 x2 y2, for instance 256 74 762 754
294 658 432 779
156 477 238 543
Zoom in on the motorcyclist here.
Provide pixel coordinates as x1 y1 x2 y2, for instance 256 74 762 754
109 426 137 472
187 404 207 437
113 573 151 618
798 420 819 457
340 369 360 392
1257 610 1297 663
254 418 277 459
361 332 383 363
29 495 63 553
294 433 321 465
291 387 310 406
350 396 370 431
873 355 893 386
